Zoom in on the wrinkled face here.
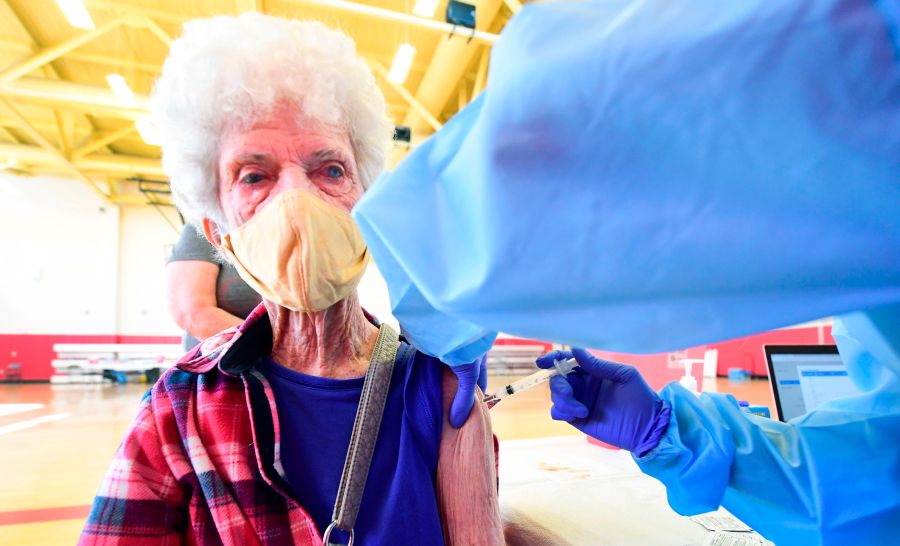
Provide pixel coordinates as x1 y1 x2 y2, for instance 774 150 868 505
215 104 362 231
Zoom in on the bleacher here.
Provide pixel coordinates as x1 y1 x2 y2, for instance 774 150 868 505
52 343 183 384
487 337 554 374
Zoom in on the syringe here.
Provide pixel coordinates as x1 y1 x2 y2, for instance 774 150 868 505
483 358 579 409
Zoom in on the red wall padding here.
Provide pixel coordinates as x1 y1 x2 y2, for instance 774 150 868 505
707 326 833 376
0 334 181 381
588 325 833 387
3 325 832 382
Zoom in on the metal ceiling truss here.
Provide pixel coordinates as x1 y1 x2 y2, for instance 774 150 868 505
0 0 514 204
0 10 172 204
369 61 444 132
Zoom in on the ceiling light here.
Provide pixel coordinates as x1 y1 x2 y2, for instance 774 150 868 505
56 0 95 30
105 74 138 107
413 0 440 18
387 44 417 85
135 119 161 147
0 174 21 196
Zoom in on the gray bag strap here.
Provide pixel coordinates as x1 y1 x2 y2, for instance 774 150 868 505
323 323 400 546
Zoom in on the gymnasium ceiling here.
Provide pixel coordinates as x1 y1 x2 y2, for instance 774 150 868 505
0 0 518 206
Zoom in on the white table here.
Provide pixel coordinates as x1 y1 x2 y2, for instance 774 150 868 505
499 436 718 545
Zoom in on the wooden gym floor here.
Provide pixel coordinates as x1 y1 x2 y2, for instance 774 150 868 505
0 375 773 545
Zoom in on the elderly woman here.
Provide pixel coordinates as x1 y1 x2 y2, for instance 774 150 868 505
79 14 502 546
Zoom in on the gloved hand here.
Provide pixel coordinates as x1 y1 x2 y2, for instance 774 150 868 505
448 355 488 428
536 348 671 456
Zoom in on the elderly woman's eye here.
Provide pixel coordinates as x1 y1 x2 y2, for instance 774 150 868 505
240 172 265 185
324 164 345 179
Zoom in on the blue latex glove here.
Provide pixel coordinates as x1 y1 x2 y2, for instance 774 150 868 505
536 349 671 456
448 355 488 428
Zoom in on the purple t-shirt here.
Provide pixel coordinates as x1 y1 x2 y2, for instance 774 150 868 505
262 343 446 544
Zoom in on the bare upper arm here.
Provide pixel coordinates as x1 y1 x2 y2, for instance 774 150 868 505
436 368 504 545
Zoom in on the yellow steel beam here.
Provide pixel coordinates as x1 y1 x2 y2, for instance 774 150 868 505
53 109 69 154
0 39 430 77
0 39 31 54
0 40 162 73
0 76 412 124
141 17 174 47
0 98 111 202
2 0 100 153
0 114 79 135
0 142 163 176
400 0 504 135
0 17 130 83
85 0 187 26
502 0 523 13
472 46 490 96
72 126 137 160
112 194 156 206
0 73 399 121
0 39 429 79
41 65 72 155
287 0 500 44
0 125 17 143
0 142 63 164
64 51 161 73
0 77 148 121
0 13 169 83
458 80 469 112
369 61 443 132
235 0 265 13
104 176 116 197
0 73 408 137
77 153 163 176
62 111 78 153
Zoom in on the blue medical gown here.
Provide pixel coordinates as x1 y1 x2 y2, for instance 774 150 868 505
637 305 900 545
352 0 900 542
353 0 900 364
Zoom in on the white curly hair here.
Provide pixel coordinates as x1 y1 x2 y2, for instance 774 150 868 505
151 13 393 228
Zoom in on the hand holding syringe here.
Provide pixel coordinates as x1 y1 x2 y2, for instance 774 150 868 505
483 358 579 409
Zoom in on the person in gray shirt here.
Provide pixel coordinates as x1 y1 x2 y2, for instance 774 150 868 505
166 224 261 351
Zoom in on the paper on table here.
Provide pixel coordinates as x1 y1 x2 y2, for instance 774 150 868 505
702 531 773 546
691 512 752 532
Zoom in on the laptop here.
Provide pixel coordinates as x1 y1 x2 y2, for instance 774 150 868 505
764 345 859 422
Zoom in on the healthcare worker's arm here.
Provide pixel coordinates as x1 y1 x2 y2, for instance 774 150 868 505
436 368 504 545
539 349 900 545
165 261 244 340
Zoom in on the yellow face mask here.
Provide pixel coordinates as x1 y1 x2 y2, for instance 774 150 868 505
219 189 370 312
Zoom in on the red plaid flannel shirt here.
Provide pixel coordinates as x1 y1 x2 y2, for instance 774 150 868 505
79 304 328 545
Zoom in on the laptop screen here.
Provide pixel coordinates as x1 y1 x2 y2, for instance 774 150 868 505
765 346 858 421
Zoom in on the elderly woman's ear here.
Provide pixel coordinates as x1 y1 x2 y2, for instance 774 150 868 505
201 218 224 251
